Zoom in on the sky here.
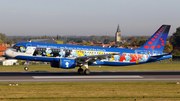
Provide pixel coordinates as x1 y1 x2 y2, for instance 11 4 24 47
0 0 180 36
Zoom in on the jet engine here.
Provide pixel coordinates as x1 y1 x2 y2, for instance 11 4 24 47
51 58 76 69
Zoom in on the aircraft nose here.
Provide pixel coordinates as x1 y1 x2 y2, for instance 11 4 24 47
4 49 13 58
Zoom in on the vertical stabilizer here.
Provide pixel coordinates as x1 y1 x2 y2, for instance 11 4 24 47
139 25 171 52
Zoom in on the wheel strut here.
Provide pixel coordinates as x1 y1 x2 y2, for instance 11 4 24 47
84 63 90 75
24 60 29 71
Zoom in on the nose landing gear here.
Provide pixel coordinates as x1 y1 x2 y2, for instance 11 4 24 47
24 66 28 71
24 60 29 71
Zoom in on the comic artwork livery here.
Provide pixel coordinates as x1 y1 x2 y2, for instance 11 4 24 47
5 25 172 74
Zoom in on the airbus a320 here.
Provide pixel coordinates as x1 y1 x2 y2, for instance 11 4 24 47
5 25 172 74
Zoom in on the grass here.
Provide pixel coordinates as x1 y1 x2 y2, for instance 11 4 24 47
0 62 180 72
0 63 180 100
0 82 180 101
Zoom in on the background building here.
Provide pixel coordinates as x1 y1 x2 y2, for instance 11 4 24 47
0 43 8 55
115 24 122 44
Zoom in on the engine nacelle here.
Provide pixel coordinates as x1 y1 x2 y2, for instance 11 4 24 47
51 58 76 69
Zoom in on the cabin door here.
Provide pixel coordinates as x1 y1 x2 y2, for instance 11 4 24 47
26 44 35 55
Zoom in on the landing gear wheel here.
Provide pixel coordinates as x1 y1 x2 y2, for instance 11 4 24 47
24 67 28 71
84 69 90 75
78 68 84 74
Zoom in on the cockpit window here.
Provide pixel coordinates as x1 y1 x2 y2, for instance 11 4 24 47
12 45 18 49
12 45 27 53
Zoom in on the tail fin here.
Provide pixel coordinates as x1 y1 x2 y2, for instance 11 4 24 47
138 25 171 52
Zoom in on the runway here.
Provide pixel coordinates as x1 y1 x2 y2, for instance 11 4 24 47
0 71 180 82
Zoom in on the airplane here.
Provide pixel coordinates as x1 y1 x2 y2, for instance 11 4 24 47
4 25 172 74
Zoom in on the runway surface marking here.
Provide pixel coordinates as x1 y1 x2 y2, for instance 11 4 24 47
1 79 180 82
32 75 143 79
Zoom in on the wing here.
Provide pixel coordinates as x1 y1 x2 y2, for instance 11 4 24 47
68 53 119 66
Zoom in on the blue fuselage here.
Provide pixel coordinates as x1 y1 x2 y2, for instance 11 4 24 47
5 42 171 67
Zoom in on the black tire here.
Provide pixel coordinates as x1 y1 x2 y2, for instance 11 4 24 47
24 67 28 71
78 68 83 74
84 69 90 75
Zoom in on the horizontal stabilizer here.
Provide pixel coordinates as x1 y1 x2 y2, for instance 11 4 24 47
150 53 172 57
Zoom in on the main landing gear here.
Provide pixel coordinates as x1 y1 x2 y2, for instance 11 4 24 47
24 60 29 71
77 63 90 75
78 67 90 75
84 69 90 75
78 67 83 74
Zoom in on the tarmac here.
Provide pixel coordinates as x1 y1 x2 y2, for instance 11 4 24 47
0 71 180 82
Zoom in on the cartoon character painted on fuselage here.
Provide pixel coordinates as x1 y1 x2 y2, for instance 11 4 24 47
59 49 65 58
84 51 90 56
114 55 121 61
70 50 77 57
43 49 53 57
77 50 84 57
124 53 132 62
20 46 27 53
140 54 147 62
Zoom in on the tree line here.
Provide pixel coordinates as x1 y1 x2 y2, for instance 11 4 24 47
1 26 180 56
